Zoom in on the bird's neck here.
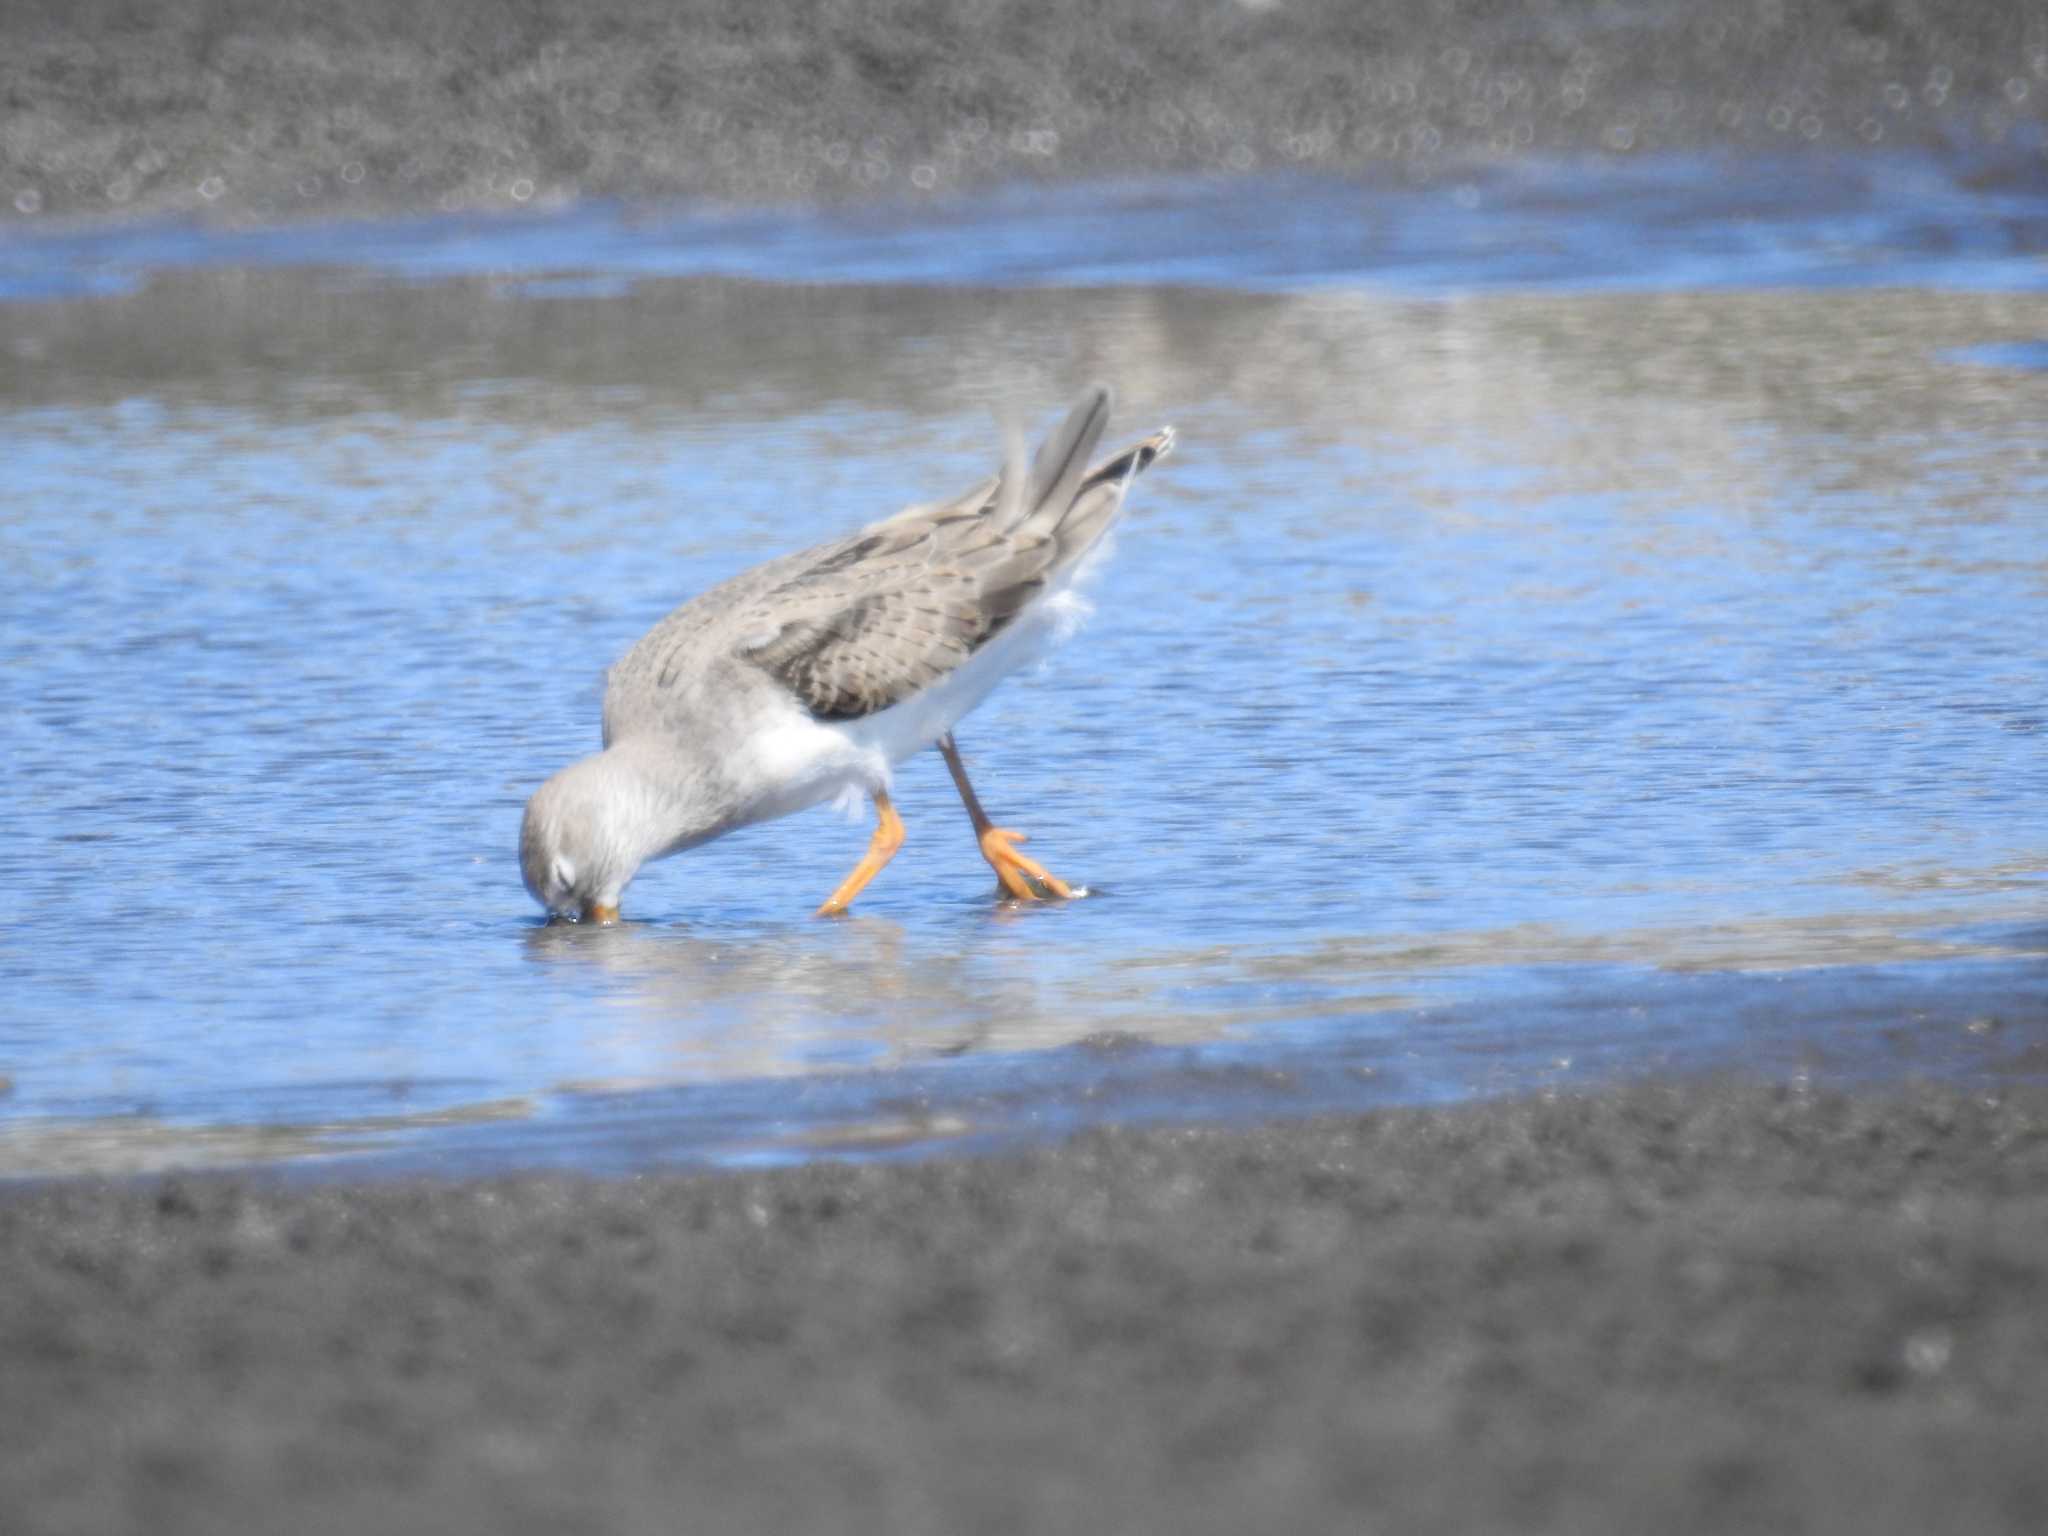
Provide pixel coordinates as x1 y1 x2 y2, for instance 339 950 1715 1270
596 736 730 865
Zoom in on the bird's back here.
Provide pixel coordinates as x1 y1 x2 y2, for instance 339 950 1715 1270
602 387 1174 747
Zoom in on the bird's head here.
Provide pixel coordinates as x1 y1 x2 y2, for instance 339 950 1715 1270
519 754 641 923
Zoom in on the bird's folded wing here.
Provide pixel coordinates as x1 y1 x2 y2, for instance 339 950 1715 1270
733 388 1160 724
732 491 1056 721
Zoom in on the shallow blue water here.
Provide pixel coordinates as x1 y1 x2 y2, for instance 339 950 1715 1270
7 149 2048 302
2 152 2045 1176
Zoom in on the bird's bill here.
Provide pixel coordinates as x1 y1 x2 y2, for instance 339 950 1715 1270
580 902 620 925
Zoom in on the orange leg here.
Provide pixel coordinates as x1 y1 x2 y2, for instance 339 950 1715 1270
816 789 906 916
936 734 1074 902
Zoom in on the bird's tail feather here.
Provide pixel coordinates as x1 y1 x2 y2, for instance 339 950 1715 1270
1047 421 1176 565
996 384 1113 536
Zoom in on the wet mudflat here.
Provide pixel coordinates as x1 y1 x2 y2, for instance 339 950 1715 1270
6 0 2039 223
5 1078 2047 1535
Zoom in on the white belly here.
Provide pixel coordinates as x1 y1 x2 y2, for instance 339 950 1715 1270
836 583 1094 769
721 564 1102 830
712 548 1114 835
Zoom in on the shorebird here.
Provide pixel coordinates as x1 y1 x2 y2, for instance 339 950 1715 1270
520 385 1174 922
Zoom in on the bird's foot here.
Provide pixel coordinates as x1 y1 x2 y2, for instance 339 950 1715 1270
979 827 1074 902
815 791 907 917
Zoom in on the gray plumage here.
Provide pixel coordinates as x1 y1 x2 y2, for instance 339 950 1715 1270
520 385 1175 920
611 385 1161 727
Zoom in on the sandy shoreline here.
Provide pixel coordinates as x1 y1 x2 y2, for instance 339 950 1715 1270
3 0 2042 226
5 1077 2046 1534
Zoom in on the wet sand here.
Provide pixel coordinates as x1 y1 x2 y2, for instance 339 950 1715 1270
5 1078 2047 1534
4 0 2042 223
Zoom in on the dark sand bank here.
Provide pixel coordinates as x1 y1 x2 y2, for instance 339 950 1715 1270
6 1079 2047 1534
3 0 2043 225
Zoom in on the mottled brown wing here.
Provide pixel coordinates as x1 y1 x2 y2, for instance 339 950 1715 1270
735 388 1162 722
734 495 1053 721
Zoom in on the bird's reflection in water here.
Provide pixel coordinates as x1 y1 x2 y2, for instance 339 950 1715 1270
517 912 1088 1087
